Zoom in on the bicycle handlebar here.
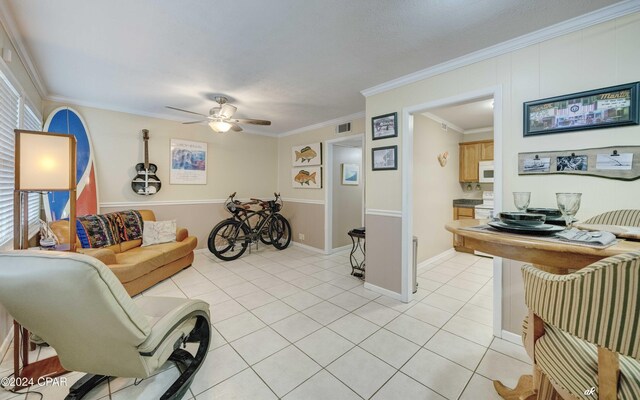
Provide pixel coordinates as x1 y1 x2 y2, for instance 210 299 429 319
225 192 282 215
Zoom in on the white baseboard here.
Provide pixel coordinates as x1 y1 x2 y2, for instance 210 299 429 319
194 248 209 254
291 241 326 254
417 248 456 271
329 244 351 254
0 329 12 363
363 282 403 301
501 329 523 345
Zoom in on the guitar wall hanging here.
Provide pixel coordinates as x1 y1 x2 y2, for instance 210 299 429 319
131 129 162 195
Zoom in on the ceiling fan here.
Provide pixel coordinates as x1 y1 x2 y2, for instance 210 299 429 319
166 96 271 133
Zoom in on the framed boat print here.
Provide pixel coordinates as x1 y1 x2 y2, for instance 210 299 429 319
341 163 359 185
372 145 397 171
524 82 640 136
372 112 398 140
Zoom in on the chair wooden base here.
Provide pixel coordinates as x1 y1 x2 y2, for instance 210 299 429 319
494 375 536 400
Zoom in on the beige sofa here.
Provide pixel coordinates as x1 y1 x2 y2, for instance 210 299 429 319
51 210 197 296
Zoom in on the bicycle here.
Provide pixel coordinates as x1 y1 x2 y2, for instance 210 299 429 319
207 192 292 261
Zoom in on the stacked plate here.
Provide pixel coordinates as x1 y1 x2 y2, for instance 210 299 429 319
526 208 576 226
488 212 564 235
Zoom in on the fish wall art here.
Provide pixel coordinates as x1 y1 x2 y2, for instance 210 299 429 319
292 142 322 166
292 166 322 189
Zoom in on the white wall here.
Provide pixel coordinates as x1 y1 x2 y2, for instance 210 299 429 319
276 118 364 249
332 145 363 249
43 102 278 203
42 101 278 249
364 13 640 314
412 115 465 263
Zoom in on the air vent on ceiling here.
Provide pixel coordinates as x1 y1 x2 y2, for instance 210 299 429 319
336 122 351 134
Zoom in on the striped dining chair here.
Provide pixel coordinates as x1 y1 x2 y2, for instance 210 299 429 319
583 209 640 227
519 251 640 399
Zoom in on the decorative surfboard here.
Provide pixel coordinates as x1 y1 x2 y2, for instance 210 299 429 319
43 107 99 221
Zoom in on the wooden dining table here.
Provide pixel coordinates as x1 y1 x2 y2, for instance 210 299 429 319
445 219 640 399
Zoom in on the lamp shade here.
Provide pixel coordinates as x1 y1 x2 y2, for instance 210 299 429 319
15 130 76 191
208 120 232 133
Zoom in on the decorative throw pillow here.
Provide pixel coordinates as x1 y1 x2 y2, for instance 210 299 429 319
142 220 177 247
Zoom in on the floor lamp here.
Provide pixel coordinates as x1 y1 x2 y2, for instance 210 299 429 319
12 129 76 388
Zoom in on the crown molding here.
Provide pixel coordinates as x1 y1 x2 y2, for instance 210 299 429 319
464 126 493 135
361 0 640 97
0 0 48 99
280 111 365 137
421 112 464 134
46 94 280 137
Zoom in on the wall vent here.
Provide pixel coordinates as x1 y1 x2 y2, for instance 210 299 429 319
336 122 351 134
441 123 448 131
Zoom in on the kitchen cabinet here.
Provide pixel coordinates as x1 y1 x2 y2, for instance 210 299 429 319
453 206 475 253
459 140 493 182
480 141 494 161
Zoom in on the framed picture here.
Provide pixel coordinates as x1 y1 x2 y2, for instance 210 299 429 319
524 82 640 136
292 166 322 188
341 163 360 185
170 139 207 184
292 142 322 166
372 112 398 140
372 145 397 171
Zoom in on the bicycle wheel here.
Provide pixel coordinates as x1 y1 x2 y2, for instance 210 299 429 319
259 225 272 245
269 214 291 250
208 219 250 261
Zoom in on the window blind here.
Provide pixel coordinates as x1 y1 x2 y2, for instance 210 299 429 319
23 103 43 231
0 70 20 247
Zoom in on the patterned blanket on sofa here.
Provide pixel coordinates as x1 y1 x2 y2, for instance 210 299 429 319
76 210 144 248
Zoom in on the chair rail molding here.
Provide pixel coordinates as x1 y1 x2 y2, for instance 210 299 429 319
365 209 402 218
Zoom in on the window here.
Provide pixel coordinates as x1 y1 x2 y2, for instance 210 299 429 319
0 69 42 248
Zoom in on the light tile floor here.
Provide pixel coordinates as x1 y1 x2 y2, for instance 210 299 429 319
0 246 531 400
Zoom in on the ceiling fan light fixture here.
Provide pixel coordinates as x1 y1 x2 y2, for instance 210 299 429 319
209 120 232 133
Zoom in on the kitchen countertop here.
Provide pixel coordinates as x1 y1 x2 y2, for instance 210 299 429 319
453 199 483 208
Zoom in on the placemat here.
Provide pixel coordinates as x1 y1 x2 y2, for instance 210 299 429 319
462 225 619 249
573 223 640 241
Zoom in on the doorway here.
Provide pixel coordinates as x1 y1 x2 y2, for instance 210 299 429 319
401 86 504 336
325 134 364 254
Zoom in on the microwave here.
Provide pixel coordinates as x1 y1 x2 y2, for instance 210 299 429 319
479 161 494 183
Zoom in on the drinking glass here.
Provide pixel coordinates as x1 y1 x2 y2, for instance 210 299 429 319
513 192 531 211
556 193 582 229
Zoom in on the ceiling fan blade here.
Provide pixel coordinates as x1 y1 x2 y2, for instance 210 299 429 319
230 123 243 132
220 104 237 119
166 106 207 117
231 118 271 126
182 120 208 124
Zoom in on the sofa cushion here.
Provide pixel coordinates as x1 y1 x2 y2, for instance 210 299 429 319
534 323 640 399
121 239 143 252
147 237 197 264
112 247 168 282
77 248 117 265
